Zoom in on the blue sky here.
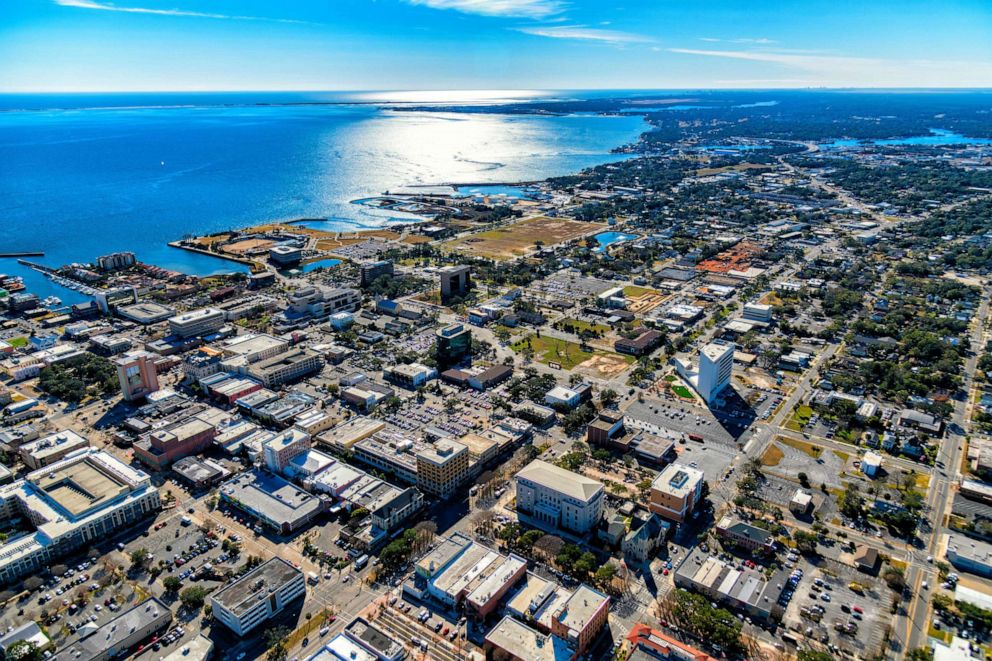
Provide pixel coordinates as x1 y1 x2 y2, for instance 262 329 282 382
1 0 991 91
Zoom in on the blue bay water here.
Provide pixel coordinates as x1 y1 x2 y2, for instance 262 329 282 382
0 94 647 302
593 231 638 253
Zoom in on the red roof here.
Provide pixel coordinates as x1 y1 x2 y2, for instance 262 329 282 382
625 623 715 661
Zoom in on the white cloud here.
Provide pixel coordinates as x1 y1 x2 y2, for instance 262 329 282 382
52 0 307 23
405 0 564 19
668 47 992 86
699 37 777 44
516 25 653 43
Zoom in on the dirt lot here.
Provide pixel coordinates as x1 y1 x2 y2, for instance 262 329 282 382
443 216 605 260
575 353 634 378
625 287 670 313
222 238 274 255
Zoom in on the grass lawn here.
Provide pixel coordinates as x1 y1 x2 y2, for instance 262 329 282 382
832 449 850 462
785 405 814 432
5 336 27 348
761 445 785 467
556 317 611 335
623 285 657 298
511 335 594 370
928 626 952 644
778 436 823 459
671 385 694 399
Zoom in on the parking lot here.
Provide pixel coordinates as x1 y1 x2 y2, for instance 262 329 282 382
370 596 474 661
781 561 891 658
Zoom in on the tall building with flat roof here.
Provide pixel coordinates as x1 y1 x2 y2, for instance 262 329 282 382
649 463 705 523
114 350 160 402
359 260 394 288
210 557 306 636
168 307 225 338
248 347 323 387
675 342 734 405
697 342 734 403
435 323 471 370
515 460 605 535
439 265 471 304
415 440 470 499
263 427 311 473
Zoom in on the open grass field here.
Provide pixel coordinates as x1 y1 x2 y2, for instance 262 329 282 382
443 216 605 260
555 318 611 335
785 404 814 431
5 336 28 348
512 335 594 370
671 384 694 399
314 236 370 251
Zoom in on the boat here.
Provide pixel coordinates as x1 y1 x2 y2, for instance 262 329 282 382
43 296 62 307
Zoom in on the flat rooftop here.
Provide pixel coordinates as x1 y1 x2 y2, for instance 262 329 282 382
344 618 404 659
223 333 287 357
51 598 171 661
555 584 608 634
484 616 555 661
211 557 302 616
652 462 705 497
32 456 130 518
515 460 603 502
220 469 323 525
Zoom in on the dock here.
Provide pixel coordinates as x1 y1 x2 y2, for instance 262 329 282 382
0 252 44 258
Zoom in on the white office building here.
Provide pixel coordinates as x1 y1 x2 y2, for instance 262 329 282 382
515 460 604 536
676 342 735 405
168 308 226 338
210 558 306 636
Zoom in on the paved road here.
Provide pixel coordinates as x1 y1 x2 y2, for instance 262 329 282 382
898 289 990 657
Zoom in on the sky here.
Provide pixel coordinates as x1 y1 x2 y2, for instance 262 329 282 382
1 0 991 92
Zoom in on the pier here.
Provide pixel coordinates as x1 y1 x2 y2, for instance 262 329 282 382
0 252 44 258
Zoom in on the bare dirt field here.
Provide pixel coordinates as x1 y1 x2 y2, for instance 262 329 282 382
443 216 606 260
223 238 274 255
575 353 634 378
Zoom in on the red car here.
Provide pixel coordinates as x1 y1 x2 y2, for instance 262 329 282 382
852 606 863 614
663 568 669 576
